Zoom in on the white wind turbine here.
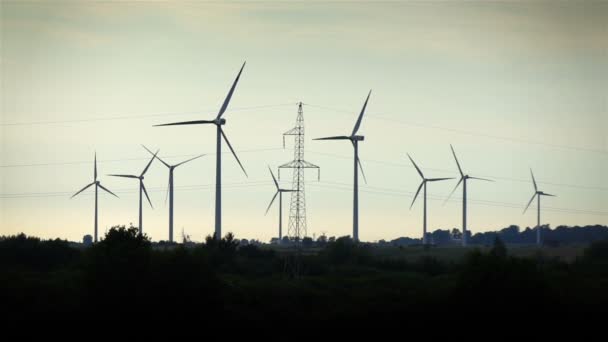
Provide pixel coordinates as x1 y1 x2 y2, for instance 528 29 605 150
71 153 118 243
407 154 453 245
524 168 556 246
109 150 158 235
264 166 295 242
314 90 371 242
155 62 248 240
143 146 205 243
445 145 493 247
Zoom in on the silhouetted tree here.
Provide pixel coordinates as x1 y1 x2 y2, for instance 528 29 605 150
302 237 313 248
490 236 507 259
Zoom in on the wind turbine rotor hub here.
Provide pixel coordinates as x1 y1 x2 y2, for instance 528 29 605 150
351 135 364 141
215 118 226 125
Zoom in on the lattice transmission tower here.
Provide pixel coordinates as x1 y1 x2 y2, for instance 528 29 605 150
279 102 319 241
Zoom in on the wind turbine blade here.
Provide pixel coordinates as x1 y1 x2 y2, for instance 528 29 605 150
357 156 368 184
352 140 367 184
98 183 119 198
523 193 537 213
175 154 205 168
264 191 279 215
268 165 279 189
444 177 463 205
410 181 424 210
530 168 537 191
154 120 215 127
164 177 170 205
143 145 170 168
141 149 158 177
217 61 246 119
108 174 139 179
71 182 95 198
351 89 372 136
542 193 557 197
142 182 153 209
94 152 97 181
469 176 494 182
407 153 424 179
450 144 464 177
427 177 454 182
220 129 248 177
313 136 351 140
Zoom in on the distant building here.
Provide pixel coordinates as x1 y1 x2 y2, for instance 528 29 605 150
83 234 93 246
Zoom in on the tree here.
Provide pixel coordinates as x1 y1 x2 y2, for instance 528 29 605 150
316 234 328 247
84 225 152 300
490 236 507 259
302 237 313 248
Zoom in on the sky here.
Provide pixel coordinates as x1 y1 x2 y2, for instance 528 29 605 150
1 0 607 243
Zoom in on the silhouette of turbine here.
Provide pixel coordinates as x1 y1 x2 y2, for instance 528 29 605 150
143 145 205 243
314 90 371 242
109 149 158 235
445 145 493 247
407 154 453 245
524 169 556 246
265 166 295 242
155 62 248 240
71 153 118 243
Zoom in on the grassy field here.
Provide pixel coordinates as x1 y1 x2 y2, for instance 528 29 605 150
371 244 588 263
261 243 589 263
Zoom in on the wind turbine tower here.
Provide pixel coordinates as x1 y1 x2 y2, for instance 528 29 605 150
71 153 118 242
446 145 493 247
279 102 319 241
265 166 295 241
407 154 453 245
143 146 205 243
314 91 371 242
524 169 556 246
155 62 248 240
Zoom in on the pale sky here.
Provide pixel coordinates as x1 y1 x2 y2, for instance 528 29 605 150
1 1 607 243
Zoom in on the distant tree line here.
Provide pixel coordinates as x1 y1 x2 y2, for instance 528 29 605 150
389 224 608 246
1 226 608 319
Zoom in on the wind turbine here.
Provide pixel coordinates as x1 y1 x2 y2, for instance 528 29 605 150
407 154 453 245
155 62 248 240
143 146 205 243
71 153 118 243
264 166 295 242
524 169 556 246
314 90 371 242
109 150 158 235
445 145 493 247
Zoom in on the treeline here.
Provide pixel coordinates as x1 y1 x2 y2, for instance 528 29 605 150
1 227 608 319
390 224 608 246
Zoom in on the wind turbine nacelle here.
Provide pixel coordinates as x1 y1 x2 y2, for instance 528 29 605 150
215 118 226 125
352 135 364 141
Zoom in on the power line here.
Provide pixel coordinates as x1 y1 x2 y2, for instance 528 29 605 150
307 181 608 217
0 147 284 168
2 179 607 217
2 146 606 193
307 149 608 192
4 101 604 157
0 103 294 127
304 103 607 155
